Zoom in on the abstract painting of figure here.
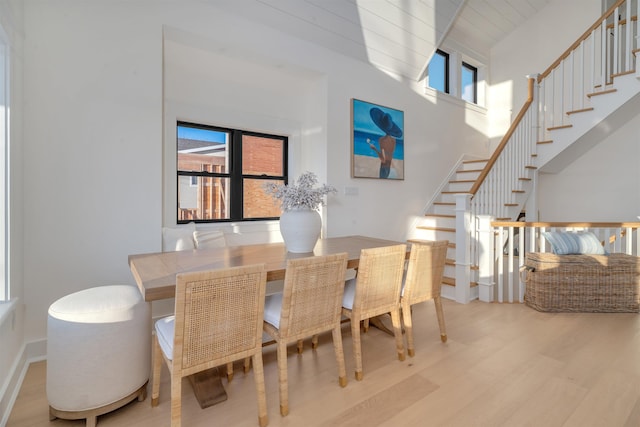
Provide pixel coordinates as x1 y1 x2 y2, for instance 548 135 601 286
351 99 404 180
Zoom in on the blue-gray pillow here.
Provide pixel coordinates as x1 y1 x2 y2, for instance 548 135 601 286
573 231 606 255
542 231 606 255
542 231 578 254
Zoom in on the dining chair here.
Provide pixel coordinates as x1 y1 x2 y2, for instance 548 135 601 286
342 244 407 381
401 240 449 357
151 264 269 427
263 252 349 416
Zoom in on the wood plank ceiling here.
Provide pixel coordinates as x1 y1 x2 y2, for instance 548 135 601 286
213 0 553 81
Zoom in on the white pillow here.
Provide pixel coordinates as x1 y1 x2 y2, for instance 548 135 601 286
193 229 226 249
162 222 196 252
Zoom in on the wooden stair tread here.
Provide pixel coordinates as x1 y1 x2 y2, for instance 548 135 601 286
505 203 518 207
525 165 537 169
442 276 478 287
611 70 635 78
547 124 573 131
587 88 617 98
417 226 455 233
537 140 553 145
566 107 594 115
462 159 489 164
512 190 525 193
434 202 455 206
457 169 483 173
449 180 475 184
518 177 531 181
425 213 455 218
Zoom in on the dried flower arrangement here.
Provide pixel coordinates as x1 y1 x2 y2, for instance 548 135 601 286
264 171 337 211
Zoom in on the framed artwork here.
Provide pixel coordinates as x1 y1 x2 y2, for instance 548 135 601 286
351 99 404 180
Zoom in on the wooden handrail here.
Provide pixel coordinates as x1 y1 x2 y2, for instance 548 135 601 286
491 221 640 228
469 77 535 196
538 0 626 82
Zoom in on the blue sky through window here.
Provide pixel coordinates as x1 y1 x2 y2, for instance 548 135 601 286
178 125 227 143
428 51 447 93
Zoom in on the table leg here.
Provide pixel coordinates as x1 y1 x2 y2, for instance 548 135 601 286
188 367 228 409
368 314 394 336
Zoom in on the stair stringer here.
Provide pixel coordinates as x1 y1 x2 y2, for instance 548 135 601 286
537 73 640 173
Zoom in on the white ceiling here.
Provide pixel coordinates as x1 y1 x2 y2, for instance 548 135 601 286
213 0 554 81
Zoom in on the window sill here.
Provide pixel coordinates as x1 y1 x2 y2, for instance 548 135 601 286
0 298 18 326
424 86 487 115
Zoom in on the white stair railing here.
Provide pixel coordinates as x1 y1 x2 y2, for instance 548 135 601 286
485 222 640 303
458 0 638 302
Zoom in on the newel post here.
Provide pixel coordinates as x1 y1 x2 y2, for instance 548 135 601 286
454 193 472 303
477 215 495 302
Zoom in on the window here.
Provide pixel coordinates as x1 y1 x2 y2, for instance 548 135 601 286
427 49 449 94
177 122 287 223
0 27 7 301
461 62 478 104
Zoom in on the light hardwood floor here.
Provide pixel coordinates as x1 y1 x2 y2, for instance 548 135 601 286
7 299 640 427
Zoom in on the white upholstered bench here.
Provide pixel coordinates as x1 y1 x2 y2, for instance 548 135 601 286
46 285 151 426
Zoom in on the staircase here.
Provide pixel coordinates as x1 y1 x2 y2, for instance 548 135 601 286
410 158 487 300
411 0 640 303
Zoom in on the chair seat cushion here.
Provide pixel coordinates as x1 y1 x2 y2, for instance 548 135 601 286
155 316 175 361
342 278 356 309
263 293 283 328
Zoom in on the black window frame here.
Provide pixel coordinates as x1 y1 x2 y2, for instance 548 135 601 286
176 121 288 224
428 49 450 94
461 61 478 104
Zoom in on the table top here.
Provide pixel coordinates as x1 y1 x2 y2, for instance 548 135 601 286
128 235 406 302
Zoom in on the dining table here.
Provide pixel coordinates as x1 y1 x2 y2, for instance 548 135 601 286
128 234 407 409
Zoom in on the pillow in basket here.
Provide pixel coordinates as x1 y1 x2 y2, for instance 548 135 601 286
542 231 606 255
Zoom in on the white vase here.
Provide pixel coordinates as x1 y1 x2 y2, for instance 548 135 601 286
279 208 322 253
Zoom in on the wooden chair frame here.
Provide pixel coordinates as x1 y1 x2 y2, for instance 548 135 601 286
401 240 449 357
342 244 407 380
263 253 349 416
151 264 269 427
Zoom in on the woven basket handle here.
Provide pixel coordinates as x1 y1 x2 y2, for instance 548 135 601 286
519 265 535 283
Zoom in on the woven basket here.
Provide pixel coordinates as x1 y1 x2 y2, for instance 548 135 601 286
522 252 640 313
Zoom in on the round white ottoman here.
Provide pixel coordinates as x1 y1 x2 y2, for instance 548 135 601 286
47 285 151 427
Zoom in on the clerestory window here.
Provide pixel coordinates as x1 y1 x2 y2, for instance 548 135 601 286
427 49 450 94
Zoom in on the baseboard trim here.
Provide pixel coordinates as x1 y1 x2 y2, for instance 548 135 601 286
0 339 46 427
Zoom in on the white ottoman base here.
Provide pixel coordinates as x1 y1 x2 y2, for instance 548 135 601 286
49 383 147 427
47 285 151 426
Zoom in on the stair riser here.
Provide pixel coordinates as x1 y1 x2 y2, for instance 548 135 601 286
447 182 474 192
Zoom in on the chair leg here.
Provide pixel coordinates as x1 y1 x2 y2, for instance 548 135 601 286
276 341 289 416
434 296 448 343
296 339 304 354
331 324 348 387
311 334 319 349
244 357 251 373
401 303 415 357
390 308 405 361
362 318 370 333
151 337 163 407
226 362 234 382
252 352 269 427
170 371 182 427
351 319 363 381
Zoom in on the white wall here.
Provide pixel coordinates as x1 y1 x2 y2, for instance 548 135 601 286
488 0 600 148
538 112 640 221
15 1 489 358
487 0 640 222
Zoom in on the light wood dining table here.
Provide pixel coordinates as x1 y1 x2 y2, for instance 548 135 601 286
128 234 406 409
129 235 406 302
